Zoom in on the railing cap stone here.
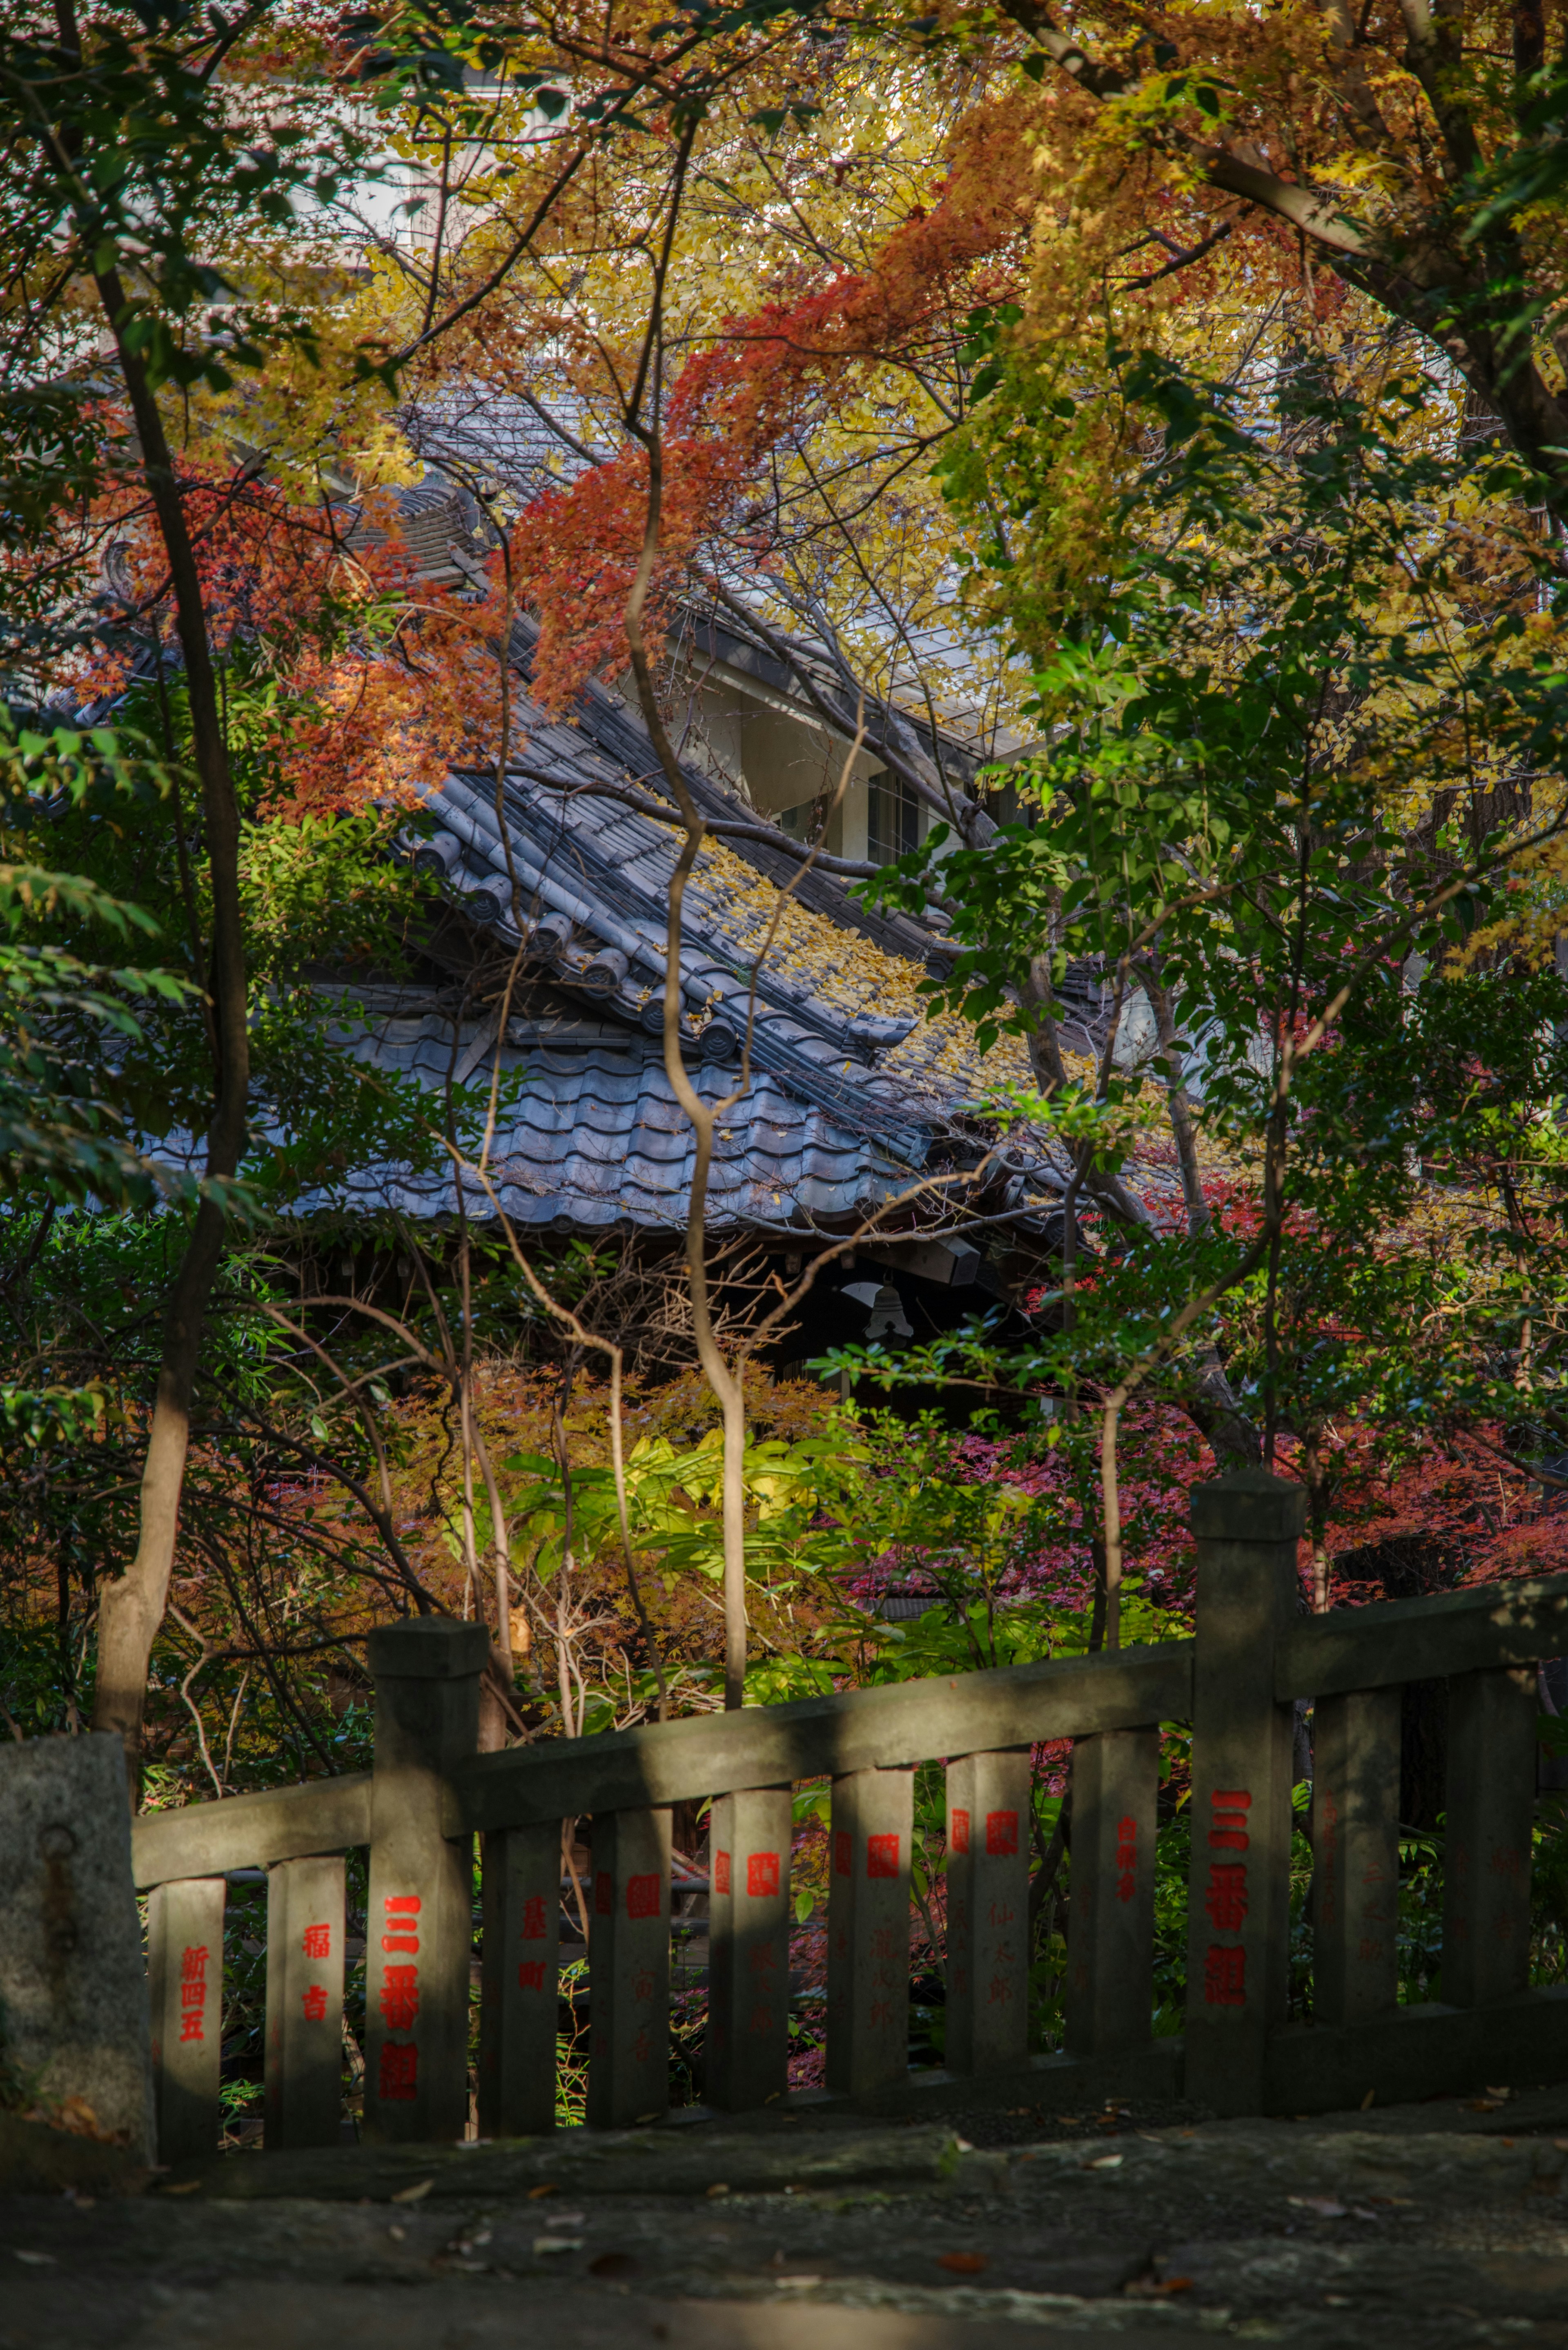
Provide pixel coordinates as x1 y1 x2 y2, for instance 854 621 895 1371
1189 1466 1306 1545
368 1617 490 1679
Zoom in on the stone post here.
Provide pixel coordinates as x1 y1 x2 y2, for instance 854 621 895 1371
264 1853 347 2149
1183 1467 1305 2117
826 1763 913 2102
1442 1666 1538 2008
148 1875 226 2161
364 1616 487 2143
0 1734 154 2160
478 1819 561 2136
944 1749 1031 2076
1065 1727 1159 2058
1312 1688 1401 2024
586 1806 672 2128
706 1786 793 2111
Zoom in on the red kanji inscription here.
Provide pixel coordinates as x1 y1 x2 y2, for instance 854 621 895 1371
1115 1813 1138 1904
380 1966 420 2030
1208 1789 1252 1852
713 1849 731 1896
301 1984 329 2023
950 1808 971 1855
1203 1944 1247 2006
747 1851 780 1897
1204 1862 1249 1933
521 1895 547 1940
626 1873 661 1919
985 1810 1018 1857
866 1833 900 1879
379 2042 418 2101
382 1894 420 1954
517 1959 547 1990
302 1924 331 1961
177 1955 207 2049
833 1831 851 1877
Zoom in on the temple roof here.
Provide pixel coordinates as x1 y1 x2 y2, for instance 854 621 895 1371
326 629 1115 1240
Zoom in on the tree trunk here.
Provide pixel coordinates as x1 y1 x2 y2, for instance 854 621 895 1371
94 1202 229 1763
85 281 249 1795
1183 1347 1263 1469
1020 954 1069 1094
1144 955 1211 1239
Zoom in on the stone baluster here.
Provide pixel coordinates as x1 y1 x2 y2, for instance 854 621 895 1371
264 1853 347 2149
1065 1727 1160 2059
1443 1667 1538 2008
1311 1688 1401 2025
826 1764 914 2101
586 1807 673 2127
945 1748 1031 2077
1183 1467 1306 2116
365 1617 488 2143
148 1876 226 2162
706 1787 793 2111
479 1820 562 2136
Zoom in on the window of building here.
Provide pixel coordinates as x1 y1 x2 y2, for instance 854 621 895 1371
867 771 918 867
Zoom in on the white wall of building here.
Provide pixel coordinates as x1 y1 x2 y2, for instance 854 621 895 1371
675 654 942 870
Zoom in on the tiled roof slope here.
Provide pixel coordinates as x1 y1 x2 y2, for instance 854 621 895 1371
325 994 921 1232
329 527 1182 1240
321 634 1102 1236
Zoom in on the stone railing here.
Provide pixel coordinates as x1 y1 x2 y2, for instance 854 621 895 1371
129 1468 1568 2160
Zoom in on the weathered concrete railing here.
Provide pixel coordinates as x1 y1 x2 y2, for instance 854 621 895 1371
130 1467 1568 2159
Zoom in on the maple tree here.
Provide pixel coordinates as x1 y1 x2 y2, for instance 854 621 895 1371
414 0 1567 795
0 0 706 1772
361 27 1039 842
1000 0 1568 513
851 336 1568 1634
5 0 1565 1761
2 0 936 1754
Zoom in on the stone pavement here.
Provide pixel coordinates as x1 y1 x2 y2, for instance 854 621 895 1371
6 2087 1568 2350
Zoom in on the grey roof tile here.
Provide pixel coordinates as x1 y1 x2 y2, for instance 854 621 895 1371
325 1000 913 1234
325 609 1076 1237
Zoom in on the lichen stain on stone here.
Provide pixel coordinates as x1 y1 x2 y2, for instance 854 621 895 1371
38 1822 81 2016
